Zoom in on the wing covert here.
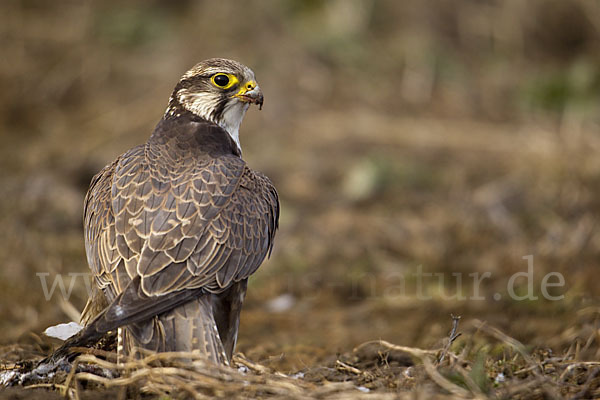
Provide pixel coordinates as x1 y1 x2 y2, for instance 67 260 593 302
85 143 279 303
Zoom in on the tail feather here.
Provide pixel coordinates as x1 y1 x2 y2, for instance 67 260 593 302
212 280 247 360
123 295 228 364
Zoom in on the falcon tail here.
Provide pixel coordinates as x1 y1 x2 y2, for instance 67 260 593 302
42 277 224 364
123 295 228 365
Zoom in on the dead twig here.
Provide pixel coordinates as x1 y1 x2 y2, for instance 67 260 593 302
232 353 271 374
353 340 437 359
335 360 362 375
438 314 462 364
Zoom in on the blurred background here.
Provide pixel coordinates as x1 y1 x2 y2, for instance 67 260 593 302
1 0 600 371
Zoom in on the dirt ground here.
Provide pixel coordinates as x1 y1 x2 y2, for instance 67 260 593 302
2 1 600 398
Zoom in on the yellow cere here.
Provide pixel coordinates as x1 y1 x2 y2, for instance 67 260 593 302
211 73 239 90
235 80 257 96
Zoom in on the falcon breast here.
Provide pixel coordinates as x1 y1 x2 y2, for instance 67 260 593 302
78 58 279 365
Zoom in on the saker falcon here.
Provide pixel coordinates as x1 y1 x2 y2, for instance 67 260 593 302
60 58 279 365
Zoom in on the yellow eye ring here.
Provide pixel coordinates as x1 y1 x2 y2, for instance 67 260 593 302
211 73 239 89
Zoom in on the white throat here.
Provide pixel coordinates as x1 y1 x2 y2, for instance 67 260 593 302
217 101 249 154
174 89 248 154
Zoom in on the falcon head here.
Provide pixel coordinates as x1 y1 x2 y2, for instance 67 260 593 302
166 58 264 152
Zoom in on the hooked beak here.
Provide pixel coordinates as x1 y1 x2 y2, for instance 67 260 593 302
233 80 264 110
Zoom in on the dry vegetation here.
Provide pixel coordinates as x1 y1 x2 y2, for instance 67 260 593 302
2 0 600 398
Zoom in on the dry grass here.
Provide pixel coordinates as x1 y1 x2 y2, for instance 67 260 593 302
3 316 600 399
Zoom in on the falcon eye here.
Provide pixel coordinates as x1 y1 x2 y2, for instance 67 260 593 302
213 74 229 87
211 73 238 89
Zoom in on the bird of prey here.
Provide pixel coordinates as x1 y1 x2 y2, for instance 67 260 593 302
70 58 279 365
